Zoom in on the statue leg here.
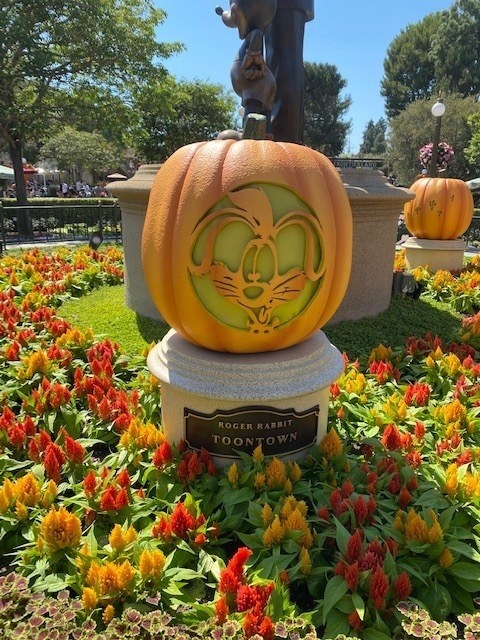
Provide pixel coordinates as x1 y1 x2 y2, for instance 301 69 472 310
265 8 307 144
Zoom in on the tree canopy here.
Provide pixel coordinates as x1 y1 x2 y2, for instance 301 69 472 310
130 77 236 163
0 0 181 229
303 62 351 156
41 128 125 180
381 0 480 118
388 94 480 186
358 119 387 156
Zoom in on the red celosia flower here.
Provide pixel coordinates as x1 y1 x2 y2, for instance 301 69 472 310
169 502 197 538
414 421 426 440
348 610 363 631
219 567 241 596
381 424 403 451
359 550 382 572
64 436 85 464
394 572 412 601
341 479 354 497
115 487 129 510
334 560 346 576
405 451 422 468
100 485 118 511
456 450 474 466
353 495 368 525
344 562 359 591
345 530 362 563
194 533 207 546
116 468 131 487
398 485 412 508
152 516 172 539
152 441 173 468
215 595 229 625
388 474 402 494
385 538 398 557
368 360 399 383
404 382 431 406
8 425 27 448
83 471 97 498
369 565 389 610
330 382 340 397
317 506 330 520
227 547 252 580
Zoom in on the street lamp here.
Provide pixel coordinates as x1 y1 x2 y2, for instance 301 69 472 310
428 99 446 178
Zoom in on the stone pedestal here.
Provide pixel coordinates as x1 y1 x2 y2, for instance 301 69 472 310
328 169 414 324
147 329 344 465
403 237 466 272
107 165 162 320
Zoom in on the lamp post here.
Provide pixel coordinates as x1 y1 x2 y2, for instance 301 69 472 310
428 99 446 178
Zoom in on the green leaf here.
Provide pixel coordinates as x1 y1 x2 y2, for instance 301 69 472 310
322 575 348 625
257 553 297 579
447 561 480 582
448 541 480 563
352 592 365 620
363 629 394 640
333 517 351 556
322 606 350 639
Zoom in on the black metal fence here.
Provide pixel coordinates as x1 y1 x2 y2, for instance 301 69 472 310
0 200 122 248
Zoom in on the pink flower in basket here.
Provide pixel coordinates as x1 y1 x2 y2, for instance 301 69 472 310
419 142 454 172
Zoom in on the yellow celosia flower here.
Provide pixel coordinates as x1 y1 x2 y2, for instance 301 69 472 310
425 346 445 368
254 472 266 491
288 461 302 482
21 349 51 379
344 372 367 394
284 509 313 549
427 520 443 545
56 327 94 349
393 510 405 533
262 503 274 527
252 445 264 463
284 479 293 495
0 490 9 513
262 516 285 547
139 548 166 581
119 419 165 450
319 428 343 460
39 506 82 551
368 343 394 364
115 560 136 591
109 524 127 552
16 472 41 507
442 354 461 377
40 479 58 508
15 501 28 521
281 497 307 519
382 394 407 422
9 271 19 286
103 604 115 624
82 587 98 610
444 465 458 497
299 546 312 575
265 458 288 489
438 548 454 568
404 509 428 543
227 462 240 487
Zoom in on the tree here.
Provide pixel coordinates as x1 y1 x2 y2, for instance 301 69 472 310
464 112 480 171
358 118 387 156
130 77 236 162
382 1 480 118
387 94 480 186
381 13 443 118
41 128 124 182
0 0 181 235
303 62 351 156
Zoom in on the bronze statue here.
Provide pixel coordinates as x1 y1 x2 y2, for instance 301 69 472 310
216 0 314 143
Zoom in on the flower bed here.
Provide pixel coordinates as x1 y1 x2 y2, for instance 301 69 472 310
0 246 479 640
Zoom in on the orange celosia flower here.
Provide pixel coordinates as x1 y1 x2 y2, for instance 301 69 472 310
319 428 343 459
254 472 266 491
283 508 313 548
438 548 454 568
261 503 274 527
227 462 240 487
262 515 285 547
40 506 82 551
299 546 311 575
82 587 98 610
265 458 288 489
139 548 166 581
103 604 115 624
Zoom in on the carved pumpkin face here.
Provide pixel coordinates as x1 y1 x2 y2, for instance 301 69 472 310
142 139 352 353
403 177 474 240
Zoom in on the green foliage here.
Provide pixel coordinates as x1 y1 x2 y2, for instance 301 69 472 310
387 94 480 186
381 2 480 119
41 127 124 180
130 77 236 162
381 12 444 118
358 119 387 157
303 62 352 156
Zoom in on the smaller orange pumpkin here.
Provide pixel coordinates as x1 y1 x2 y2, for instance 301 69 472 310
403 177 474 240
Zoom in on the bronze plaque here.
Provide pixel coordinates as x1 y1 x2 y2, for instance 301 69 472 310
184 405 319 459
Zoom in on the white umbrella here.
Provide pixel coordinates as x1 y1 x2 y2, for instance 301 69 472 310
0 164 14 180
106 172 127 180
466 178 480 190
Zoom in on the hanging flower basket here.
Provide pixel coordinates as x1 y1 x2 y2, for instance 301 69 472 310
419 141 454 172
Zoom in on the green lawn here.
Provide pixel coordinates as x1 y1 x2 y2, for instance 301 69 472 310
59 284 462 360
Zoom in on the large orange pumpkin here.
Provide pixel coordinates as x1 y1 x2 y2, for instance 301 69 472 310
142 138 352 353
403 177 474 240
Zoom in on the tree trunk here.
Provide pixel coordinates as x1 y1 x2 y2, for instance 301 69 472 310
9 138 33 239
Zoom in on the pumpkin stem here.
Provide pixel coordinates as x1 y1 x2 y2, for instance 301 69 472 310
243 113 267 140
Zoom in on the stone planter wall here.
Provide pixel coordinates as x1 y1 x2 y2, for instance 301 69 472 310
107 165 162 320
327 169 414 325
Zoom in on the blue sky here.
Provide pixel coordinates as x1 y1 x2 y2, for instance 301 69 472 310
155 1 454 153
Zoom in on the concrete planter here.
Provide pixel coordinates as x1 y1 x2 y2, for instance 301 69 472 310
328 169 414 324
403 236 466 272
